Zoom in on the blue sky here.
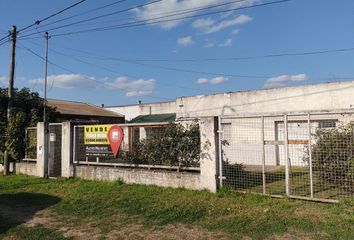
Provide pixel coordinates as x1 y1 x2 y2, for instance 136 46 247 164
1 0 354 106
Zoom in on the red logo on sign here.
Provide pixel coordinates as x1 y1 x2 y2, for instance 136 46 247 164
107 125 124 157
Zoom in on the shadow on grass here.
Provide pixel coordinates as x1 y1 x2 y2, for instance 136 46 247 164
0 192 61 234
223 163 307 190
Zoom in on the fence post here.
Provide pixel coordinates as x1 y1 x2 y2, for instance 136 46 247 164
61 121 71 178
284 114 290 196
217 116 224 187
199 117 218 192
308 113 314 198
36 122 45 177
261 116 266 195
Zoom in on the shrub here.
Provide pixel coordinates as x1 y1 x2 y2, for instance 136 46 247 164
125 121 200 168
311 122 354 192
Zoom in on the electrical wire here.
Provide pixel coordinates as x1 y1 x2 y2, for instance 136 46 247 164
17 43 174 101
24 0 249 36
84 47 354 63
19 0 165 38
24 40 217 94
21 0 129 34
43 42 273 79
19 0 291 39
17 0 88 33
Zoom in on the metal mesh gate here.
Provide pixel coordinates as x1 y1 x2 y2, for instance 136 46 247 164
48 123 62 177
219 112 354 203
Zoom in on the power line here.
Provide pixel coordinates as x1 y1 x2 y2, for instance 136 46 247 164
19 0 165 38
35 0 249 33
1 0 89 45
24 40 217 94
88 46 354 63
46 43 273 79
25 0 247 36
21 0 129 34
49 47 218 94
19 0 291 39
17 0 89 33
17 43 174 101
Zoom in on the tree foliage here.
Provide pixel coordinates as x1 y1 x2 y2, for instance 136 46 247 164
312 122 354 192
0 87 58 161
125 121 201 168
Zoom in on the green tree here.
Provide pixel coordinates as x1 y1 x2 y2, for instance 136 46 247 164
312 122 354 192
0 87 58 162
125 121 201 168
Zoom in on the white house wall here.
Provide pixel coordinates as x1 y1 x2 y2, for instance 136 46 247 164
105 101 176 121
177 81 354 118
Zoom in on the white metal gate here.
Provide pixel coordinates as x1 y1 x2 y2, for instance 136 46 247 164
218 111 354 203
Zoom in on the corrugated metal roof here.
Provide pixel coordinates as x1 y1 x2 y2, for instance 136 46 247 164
129 113 176 123
47 99 124 118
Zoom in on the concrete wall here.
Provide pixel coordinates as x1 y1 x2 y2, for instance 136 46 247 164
106 81 354 120
72 165 202 190
15 162 37 176
105 101 177 121
70 117 218 192
177 81 354 118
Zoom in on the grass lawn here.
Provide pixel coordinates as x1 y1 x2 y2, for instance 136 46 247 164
0 174 353 240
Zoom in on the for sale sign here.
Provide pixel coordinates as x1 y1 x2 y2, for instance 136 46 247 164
84 125 124 157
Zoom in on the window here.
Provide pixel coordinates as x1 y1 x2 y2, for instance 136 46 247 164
318 120 337 129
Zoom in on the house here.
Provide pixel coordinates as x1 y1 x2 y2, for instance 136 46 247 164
104 80 354 167
47 99 125 124
104 80 354 119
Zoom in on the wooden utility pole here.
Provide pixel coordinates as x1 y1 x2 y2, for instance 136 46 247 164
43 32 49 178
4 25 17 176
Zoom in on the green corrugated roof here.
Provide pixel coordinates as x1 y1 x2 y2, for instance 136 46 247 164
129 113 176 123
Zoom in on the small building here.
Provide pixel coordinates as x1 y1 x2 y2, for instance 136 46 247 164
47 99 125 124
105 80 354 119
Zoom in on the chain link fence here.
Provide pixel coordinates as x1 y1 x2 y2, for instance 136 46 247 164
220 112 354 203
24 127 37 160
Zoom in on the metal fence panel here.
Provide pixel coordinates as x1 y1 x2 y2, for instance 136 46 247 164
24 127 37 160
73 122 201 171
220 112 354 203
48 124 62 177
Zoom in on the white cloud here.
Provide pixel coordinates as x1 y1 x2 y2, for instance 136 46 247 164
264 74 308 88
196 76 228 85
204 39 215 48
134 0 257 30
0 76 7 85
230 29 240 35
192 18 215 30
177 36 194 46
193 15 252 34
28 74 97 89
196 78 209 84
219 38 233 47
104 76 155 97
28 74 155 97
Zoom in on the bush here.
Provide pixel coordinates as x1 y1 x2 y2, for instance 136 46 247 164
125 121 200 168
311 122 354 192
